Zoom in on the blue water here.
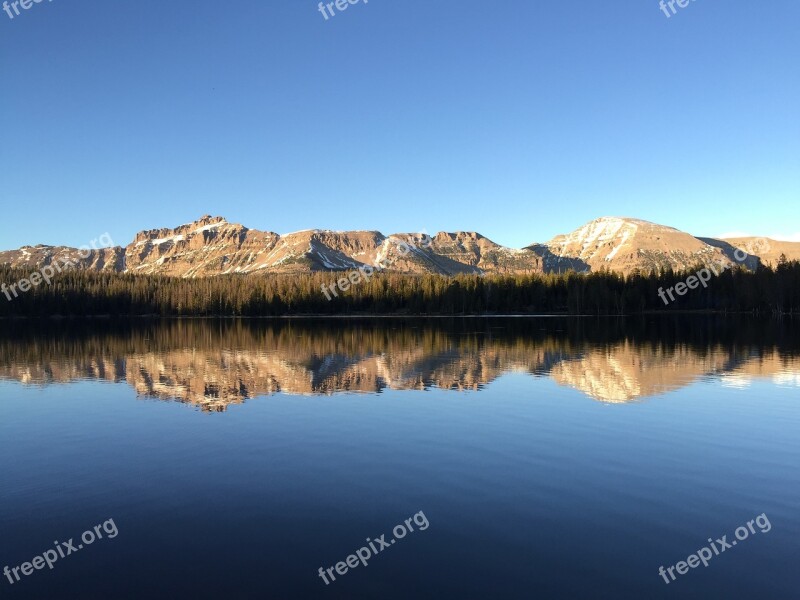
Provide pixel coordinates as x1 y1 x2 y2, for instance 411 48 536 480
0 318 798 599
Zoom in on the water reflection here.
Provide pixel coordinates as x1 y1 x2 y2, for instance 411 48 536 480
1 317 798 409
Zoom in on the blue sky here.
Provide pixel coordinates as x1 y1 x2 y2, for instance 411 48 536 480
1 0 798 250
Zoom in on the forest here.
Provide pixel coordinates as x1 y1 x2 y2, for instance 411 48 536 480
1 258 799 317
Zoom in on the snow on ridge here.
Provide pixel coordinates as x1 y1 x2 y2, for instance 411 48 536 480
311 246 362 270
578 219 626 249
281 229 321 236
193 222 226 234
280 229 385 238
152 234 185 246
605 229 631 261
559 219 638 259
135 234 186 247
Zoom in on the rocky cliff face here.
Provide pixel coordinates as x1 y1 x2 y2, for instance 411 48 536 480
125 215 281 276
0 245 125 272
714 237 800 269
2 215 798 277
426 232 544 274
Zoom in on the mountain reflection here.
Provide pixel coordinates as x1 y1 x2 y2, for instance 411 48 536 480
1 318 798 410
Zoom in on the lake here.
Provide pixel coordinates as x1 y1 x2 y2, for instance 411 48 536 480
1 317 798 599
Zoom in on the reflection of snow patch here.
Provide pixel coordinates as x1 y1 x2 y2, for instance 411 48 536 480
773 371 800 387
720 374 752 389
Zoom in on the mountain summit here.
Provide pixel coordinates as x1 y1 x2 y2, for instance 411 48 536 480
542 217 731 273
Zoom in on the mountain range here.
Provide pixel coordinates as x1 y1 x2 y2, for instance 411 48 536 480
2 215 799 277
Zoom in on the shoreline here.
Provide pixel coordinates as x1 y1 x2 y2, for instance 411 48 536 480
0 310 796 320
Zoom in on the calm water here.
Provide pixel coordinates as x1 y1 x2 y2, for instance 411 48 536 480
1 317 799 599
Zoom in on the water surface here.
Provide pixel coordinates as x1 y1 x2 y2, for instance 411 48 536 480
1 317 798 599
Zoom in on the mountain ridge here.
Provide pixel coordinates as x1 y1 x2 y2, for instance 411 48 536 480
2 215 799 278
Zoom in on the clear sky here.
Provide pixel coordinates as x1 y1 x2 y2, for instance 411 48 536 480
1 0 798 250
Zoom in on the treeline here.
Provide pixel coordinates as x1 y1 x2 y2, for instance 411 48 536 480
1 260 799 317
